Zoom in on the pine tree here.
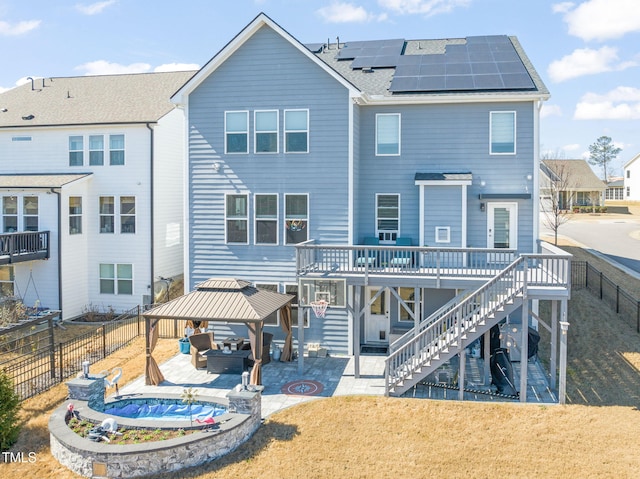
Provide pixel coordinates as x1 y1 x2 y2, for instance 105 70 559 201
0 369 21 451
588 136 622 183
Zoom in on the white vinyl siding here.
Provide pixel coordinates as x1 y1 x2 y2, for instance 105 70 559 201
376 113 400 156
284 109 308 153
490 111 516 154
255 194 278 245
255 110 278 153
225 111 249 154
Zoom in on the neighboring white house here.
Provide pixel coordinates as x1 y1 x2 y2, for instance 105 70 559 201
624 153 640 201
0 71 194 319
540 159 606 210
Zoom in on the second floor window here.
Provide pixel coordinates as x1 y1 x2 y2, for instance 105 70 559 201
2 197 17 233
110 134 125 165
89 135 104 165
120 196 136 233
100 197 115 233
69 197 82 235
23 197 38 232
69 136 84 166
225 111 249 154
376 113 400 156
226 194 248 243
255 194 278 244
285 194 308 244
490 111 516 154
284 109 309 153
255 110 278 153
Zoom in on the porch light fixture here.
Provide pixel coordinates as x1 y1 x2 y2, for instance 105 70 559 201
480 202 486 212
82 360 90 379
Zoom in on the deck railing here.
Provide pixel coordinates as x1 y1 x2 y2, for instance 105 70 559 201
296 241 517 280
0 231 50 265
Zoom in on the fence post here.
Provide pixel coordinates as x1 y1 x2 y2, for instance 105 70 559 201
58 342 63 381
48 316 56 380
599 271 603 299
137 305 141 337
102 323 107 359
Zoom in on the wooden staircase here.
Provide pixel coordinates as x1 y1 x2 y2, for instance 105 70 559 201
385 257 528 397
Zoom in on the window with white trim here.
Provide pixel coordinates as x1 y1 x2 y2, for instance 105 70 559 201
376 113 400 155
23 196 38 232
120 196 136 233
69 197 82 234
255 110 278 153
89 135 104 165
255 194 278 245
286 284 309 328
256 283 279 325
285 194 308 244
225 194 248 244
100 263 133 295
284 109 308 153
99 196 114 233
0 266 14 297
225 111 249 154
490 111 516 154
398 287 416 323
69 136 84 166
109 134 125 165
435 226 451 243
376 194 399 243
2 197 17 233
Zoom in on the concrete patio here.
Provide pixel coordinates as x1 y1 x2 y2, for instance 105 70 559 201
116 350 557 418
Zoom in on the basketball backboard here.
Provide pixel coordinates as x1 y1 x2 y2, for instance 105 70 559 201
298 278 346 308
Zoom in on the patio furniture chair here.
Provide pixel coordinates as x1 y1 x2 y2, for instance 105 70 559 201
189 332 217 369
390 237 413 267
242 332 274 367
355 237 379 267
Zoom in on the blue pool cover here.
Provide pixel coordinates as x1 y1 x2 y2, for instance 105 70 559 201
103 402 227 421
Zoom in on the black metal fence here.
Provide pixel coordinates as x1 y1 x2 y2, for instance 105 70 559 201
572 260 640 333
1 306 142 401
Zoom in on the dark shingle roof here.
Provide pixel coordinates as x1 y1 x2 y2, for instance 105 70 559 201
0 71 196 128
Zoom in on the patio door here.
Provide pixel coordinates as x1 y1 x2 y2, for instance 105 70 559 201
487 203 517 262
364 287 390 344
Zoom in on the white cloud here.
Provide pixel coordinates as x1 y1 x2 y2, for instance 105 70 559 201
540 104 562 118
551 2 574 14
574 86 640 120
562 143 581 152
547 46 635 82
378 0 471 16
75 0 117 16
75 60 151 75
316 2 385 23
562 0 640 41
0 19 40 36
154 63 200 72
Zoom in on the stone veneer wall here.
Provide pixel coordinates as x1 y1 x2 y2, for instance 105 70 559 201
50 378 262 478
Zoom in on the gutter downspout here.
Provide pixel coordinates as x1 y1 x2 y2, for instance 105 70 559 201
147 123 155 306
50 188 63 316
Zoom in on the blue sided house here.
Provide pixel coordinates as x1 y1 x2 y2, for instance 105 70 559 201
172 13 571 401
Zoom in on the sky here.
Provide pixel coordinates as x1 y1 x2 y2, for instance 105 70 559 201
1 0 639 176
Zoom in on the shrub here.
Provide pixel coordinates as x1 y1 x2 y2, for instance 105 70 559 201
0 369 21 451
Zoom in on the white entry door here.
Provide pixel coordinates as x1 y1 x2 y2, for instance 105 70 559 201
365 287 390 344
487 203 517 262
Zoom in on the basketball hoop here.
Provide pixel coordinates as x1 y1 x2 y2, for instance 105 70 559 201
310 300 329 318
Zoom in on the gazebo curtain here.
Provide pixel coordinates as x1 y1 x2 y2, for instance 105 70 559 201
145 318 165 386
247 323 263 386
280 304 293 362
184 320 209 336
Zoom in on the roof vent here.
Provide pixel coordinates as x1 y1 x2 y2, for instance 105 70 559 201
21 114 34 120
362 67 374 73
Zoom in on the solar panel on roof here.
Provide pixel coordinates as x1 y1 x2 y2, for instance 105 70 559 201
388 35 535 93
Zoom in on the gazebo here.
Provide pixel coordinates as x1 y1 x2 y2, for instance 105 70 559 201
142 278 293 386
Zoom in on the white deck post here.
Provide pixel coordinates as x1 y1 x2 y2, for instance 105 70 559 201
519 298 529 402
483 331 491 385
458 343 466 400
558 300 569 405
354 286 361 378
550 300 558 390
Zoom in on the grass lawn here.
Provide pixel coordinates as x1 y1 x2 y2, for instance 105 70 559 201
3 244 640 478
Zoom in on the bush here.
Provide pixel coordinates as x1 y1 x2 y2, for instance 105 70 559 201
0 369 21 451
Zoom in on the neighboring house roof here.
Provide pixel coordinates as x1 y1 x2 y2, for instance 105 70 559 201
173 12 548 106
0 71 196 128
541 159 606 191
0 173 92 188
607 179 624 188
624 152 640 169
